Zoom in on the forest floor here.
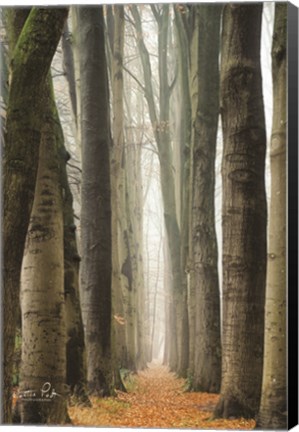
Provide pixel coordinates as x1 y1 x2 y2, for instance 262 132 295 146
69 362 256 429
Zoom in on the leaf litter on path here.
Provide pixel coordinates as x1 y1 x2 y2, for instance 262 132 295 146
68 362 256 429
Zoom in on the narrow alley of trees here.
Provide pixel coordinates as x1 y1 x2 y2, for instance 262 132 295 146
1 3 288 429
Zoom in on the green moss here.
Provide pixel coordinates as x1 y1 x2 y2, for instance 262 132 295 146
12 329 21 386
120 368 138 392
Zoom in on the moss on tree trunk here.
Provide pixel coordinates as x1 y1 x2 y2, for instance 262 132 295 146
3 7 68 422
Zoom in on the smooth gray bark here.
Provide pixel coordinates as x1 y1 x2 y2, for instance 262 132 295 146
79 6 113 396
256 4 287 428
20 78 68 424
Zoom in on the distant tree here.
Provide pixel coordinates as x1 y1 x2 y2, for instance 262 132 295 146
70 7 82 157
107 4 131 382
130 4 188 375
214 3 267 418
171 4 191 376
3 7 68 422
256 4 287 428
78 6 114 396
188 4 222 393
61 20 77 127
124 95 147 370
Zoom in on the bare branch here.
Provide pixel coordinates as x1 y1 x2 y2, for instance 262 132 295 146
142 145 159 156
52 72 66 78
150 5 161 23
67 162 82 173
169 68 178 94
123 64 145 92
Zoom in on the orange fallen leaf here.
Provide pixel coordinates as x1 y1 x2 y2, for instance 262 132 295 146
68 363 256 429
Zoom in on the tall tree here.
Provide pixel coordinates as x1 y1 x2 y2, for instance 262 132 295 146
107 4 132 381
62 143 90 406
256 3 287 429
124 97 147 370
3 7 68 422
172 4 191 377
19 77 69 424
5 8 88 419
188 4 222 393
214 4 267 419
46 16 90 408
78 6 113 396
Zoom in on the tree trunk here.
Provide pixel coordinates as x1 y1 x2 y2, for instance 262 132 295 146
256 4 287 428
173 4 192 379
57 12 90 406
61 21 77 126
3 7 68 422
3 8 30 421
70 7 82 162
126 128 146 370
5 6 88 415
108 4 129 386
188 4 222 393
150 236 163 359
19 77 68 424
214 4 267 419
79 6 113 396
61 140 90 407
163 238 172 366
124 88 147 370
3 8 30 52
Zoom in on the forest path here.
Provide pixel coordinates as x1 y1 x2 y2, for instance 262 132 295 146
69 362 255 429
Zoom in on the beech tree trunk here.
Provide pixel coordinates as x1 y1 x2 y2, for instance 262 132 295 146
61 141 90 406
256 4 287 428
49 11 89 408
19 77 68 424
214 4 267 419
172 5 191 378
3 7 68 422
124 112 146 370
107 5 129 386
79 6 113 396
188 4 222 393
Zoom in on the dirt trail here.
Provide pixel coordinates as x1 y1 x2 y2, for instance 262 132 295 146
69 362 255 429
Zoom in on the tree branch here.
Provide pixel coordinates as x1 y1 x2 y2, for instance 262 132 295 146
150 5 161 23
123 64 145 92
67 162 82 172
169 67 178 94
